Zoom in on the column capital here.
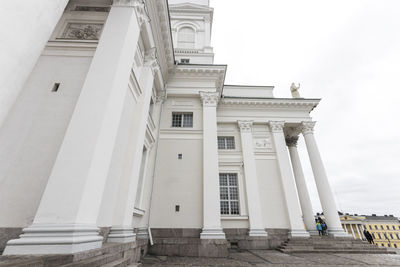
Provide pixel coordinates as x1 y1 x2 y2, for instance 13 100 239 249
301 121 316 135
112 0 149 27
269 121 285 133
238 120 253 132
144 48 161 76
285 136 299 147
156 90 167 103
199 91 219 107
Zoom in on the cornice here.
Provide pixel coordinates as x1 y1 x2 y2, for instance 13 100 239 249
170 65 227 93
220 97 320 112
147 0 174 75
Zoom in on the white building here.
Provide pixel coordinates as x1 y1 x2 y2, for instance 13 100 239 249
0 0 348 257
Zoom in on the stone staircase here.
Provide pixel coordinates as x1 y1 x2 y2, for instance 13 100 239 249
0 240 147 267
277 236 395 254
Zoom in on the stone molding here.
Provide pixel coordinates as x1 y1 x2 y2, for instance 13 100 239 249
220 98 320 112
112 0 149 27
237 120 253 132
199 91 219 107
269 121 285 133
301 121 316 135
285 136 299 147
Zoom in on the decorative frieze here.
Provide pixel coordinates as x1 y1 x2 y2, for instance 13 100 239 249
253 137 273 152
301 121 316 135
220 98 320 112
62 23 103 40
199 92 219 107
269 121 285 133
237 121 253 133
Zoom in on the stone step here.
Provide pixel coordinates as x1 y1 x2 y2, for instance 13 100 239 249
60 251 123 267
102 257 131 267
278 248 397 254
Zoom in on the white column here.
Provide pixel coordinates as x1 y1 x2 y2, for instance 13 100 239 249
4 0 146 255
355 223 362 240
343 224 348 234
108 48 158 243
350 224 356 239
286 136 318 236
269 121 309 238
199 92 225 239
238 121 268 237
302 121 348 237
0 0 68 129
301 121 349 238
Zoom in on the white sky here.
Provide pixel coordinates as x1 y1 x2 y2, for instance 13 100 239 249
211 0 400 217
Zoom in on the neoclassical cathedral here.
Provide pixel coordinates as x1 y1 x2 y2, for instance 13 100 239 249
0 0 349 258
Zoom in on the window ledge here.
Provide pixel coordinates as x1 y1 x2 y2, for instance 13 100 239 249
133 207 145 217
221 215 249 220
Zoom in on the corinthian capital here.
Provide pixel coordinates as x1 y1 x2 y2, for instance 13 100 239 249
269 121 285 133
113 0 149 26
238 120 253 132
285 136 299 147
199 91 219 107
301 121 316 135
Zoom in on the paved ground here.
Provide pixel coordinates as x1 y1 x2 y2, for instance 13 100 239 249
142 250 400 266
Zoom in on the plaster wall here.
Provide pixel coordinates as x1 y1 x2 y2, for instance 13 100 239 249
150 96 203 228
0 54 92 227
149 138 203 228
256 158 290 229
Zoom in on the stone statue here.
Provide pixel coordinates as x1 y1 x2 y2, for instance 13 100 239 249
290 82 301 98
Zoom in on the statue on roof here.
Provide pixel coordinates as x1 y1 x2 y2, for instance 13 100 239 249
290 82 301 98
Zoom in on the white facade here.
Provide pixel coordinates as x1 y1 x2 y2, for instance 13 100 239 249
0 0 349 255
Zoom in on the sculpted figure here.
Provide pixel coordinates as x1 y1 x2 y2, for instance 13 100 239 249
290 82 301 98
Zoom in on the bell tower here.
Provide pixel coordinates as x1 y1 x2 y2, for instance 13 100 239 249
168 0 214 64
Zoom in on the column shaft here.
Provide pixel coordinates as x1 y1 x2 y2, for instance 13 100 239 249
270 122 309 238
301 121 349 238
350 224 356 239
286 137 317 235
200 92 225 239
0 0 68 128
238 121 267 237
108 57 156 242
355 224 362 240
4 1 144 255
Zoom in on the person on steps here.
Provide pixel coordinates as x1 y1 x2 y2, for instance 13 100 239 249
316 221 323 236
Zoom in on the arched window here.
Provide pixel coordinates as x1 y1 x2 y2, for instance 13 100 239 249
178 27 195 49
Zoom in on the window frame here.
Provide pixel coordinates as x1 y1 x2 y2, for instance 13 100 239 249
219 173 240 215
171 112 193 128
217 136 236 150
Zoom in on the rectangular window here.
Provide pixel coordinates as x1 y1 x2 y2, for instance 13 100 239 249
396 233 400 239
217 137 235 150
369 225 372 230
172 112 193 128
372 233 375 239
378 233 382 239
219 173 239 215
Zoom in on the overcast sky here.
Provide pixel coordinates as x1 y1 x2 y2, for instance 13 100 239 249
210 0 400 217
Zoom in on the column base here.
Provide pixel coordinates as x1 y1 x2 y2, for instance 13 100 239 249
200 228 225 239
107 226 136 243
290 229 311 238
3 224 103 255
248 228 268 237
136 228 149 239
328 228 353 238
